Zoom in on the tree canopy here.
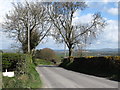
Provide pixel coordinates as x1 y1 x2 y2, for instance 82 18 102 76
2 2 51 53
2 1 107 56
47 2 107 57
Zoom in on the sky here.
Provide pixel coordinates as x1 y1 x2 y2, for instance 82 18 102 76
0 0 119 50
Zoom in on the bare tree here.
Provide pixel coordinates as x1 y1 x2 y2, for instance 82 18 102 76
47 2 107 57
2 2 51 53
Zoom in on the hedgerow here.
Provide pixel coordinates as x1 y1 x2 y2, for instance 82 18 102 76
59 56 120 81
2 53 26 74
2 53 42 88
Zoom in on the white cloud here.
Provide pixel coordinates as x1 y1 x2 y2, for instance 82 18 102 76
73 13 93 25
102 0 119 3
102 0 109 4
0 0 13 24
73 9 81 17
0 0 36 24
103 20 118 42
73 12 118 49
96 41 101 44
97 19 118 42
101 0 119 3
36 37 64 50
107 8 118 15
85 0 119 3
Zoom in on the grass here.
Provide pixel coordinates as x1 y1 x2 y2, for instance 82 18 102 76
0 72 2 89
2 54 42 88
34 59 54 66
3 65 42 88
0 53 1 88
26 63 42 88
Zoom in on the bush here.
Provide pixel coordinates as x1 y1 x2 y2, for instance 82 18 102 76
2 54 42 88
2 53 26 74
35 48 57 61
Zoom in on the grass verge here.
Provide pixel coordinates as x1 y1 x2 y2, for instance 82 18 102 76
2 54 42 88
33 59 53 66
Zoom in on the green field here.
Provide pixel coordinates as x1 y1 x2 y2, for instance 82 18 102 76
34 59 54 66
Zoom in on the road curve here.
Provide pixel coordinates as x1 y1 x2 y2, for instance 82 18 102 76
36 65 118 88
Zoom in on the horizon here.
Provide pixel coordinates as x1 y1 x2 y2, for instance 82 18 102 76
0 47 119 51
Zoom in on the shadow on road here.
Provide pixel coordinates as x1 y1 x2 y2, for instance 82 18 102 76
38 65 120 82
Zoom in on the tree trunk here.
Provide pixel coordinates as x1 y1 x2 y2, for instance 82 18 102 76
22 42 28 53
69 47 72 57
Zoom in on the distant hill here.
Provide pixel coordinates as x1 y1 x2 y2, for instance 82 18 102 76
54 48 119 52
89 48 119 52
54 48 119 56
0 48 119 54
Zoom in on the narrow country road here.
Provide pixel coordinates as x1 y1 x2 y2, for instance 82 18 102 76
36 65 118 88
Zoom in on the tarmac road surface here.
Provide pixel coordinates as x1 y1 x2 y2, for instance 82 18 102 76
36 65 119 88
